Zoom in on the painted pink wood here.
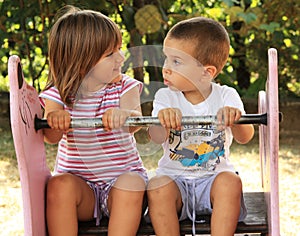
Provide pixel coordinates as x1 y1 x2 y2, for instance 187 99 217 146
8 55 51 236
259 48 280 235
258 90 266 189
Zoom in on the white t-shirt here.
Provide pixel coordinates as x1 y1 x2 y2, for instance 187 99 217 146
152 82 245 178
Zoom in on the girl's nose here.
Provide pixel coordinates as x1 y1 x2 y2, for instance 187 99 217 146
116 50 125 62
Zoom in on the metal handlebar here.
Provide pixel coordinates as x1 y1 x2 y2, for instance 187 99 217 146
34 113 283 131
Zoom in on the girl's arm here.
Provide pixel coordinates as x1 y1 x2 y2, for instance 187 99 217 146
42 99 71 144
118 85 142 133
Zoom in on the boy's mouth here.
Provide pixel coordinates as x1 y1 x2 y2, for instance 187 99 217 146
164 79 172 86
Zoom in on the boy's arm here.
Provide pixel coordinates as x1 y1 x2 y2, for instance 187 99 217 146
148 125 168 144
231 124 254 144
217 106 254 144
148 107 182 144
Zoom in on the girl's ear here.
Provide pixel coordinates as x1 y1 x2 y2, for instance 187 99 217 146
204 65 217 78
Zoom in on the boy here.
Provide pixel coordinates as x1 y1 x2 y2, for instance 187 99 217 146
147 17 254 236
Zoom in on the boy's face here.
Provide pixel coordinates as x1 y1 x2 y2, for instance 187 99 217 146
162 36 213 99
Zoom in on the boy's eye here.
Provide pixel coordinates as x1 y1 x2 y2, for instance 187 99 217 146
173 59 180 65
163 56 182 67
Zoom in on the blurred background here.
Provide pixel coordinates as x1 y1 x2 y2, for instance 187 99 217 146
0 0 299 99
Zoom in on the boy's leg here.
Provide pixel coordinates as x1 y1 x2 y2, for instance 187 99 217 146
210 171 242 236
46 173 95 236
147 175 182 236
107 172 146 236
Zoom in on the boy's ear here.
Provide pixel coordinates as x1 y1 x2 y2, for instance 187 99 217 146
204 65 217 78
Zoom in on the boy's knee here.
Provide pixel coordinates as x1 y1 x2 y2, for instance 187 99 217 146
215 172 242 187
147 176 182 212
211 172 242 199
147 175 179 202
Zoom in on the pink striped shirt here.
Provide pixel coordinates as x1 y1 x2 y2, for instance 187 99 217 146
39 74 147 186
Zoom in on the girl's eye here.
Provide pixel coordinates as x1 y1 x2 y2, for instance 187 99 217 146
106 47 122 57
106 52 114 57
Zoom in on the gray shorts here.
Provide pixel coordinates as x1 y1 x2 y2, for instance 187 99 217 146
174 172 247 222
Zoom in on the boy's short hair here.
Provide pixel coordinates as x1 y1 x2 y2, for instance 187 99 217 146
167 17 230 76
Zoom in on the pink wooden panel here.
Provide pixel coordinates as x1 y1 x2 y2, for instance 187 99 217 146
258 90 266 189
259 48 280 235
8 55 51 236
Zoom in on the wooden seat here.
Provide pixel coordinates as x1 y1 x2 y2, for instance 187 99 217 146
8 48 280 236
78 192 268 235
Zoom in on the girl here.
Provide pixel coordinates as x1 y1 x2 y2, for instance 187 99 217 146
40 6 147 236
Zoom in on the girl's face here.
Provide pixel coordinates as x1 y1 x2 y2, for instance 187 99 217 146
162 36 214 103
83 44 125 92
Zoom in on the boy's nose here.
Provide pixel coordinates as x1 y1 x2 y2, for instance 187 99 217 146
162 66 171 75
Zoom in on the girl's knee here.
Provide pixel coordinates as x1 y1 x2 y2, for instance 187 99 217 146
108 174 145 213
47 173 78 202
114 172 146 191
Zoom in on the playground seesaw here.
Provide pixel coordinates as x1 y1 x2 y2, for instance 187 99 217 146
8 48 281 235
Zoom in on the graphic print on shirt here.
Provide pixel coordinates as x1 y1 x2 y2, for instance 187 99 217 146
169 124 225 171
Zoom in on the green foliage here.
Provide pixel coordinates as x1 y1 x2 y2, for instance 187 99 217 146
0 130 15 159
0 0 299 98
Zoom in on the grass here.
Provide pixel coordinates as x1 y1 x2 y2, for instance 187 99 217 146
0 127 299 235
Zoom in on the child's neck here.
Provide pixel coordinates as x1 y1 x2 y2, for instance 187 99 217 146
183 85 212 105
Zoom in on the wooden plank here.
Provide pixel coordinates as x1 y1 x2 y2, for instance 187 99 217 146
78 192 268 235
265 48 280 236
259 48 280 236
237 192 268 234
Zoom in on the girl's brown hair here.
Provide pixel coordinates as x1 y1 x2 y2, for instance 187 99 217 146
167 17 230 76
46 6 122 106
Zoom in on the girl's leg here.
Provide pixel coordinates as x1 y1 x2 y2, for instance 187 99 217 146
107 172 146 236
210 171 242 236
147 175 182 236
46 173 95 236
